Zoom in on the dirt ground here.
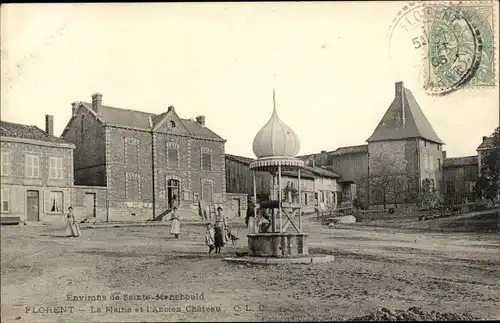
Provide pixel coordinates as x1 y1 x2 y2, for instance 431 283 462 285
1 214 499 322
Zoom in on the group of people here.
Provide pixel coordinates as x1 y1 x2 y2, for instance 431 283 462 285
165 195 236 254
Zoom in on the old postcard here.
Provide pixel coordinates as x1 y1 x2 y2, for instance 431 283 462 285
1 2 499 322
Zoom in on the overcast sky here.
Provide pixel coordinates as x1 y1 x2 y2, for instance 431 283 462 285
1 2 498 158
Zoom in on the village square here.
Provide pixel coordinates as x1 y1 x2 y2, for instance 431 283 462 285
1 2 499 323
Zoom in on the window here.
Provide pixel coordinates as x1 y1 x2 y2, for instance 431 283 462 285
49 191 63 213
437 144 441 151
183 190 191 201
49 157 63 179
424 141 427 147
125 138 139 165
25 155 40 178
1 151 10 176
202 153 212 170
166 142 179 168
1 188 10 212
126 173 141 201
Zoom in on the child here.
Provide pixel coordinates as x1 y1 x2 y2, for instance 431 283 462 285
204 223 215 253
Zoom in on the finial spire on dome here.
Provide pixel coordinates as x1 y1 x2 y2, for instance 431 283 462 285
251 88 301 159
273 88 277 114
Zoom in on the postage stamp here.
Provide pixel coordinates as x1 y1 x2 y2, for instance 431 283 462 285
423 2 496 95
387 1 496 96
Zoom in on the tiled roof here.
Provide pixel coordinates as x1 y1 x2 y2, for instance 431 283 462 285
225 154 339 178
225 153 255 164
330 144 368 155
303 165 340 178
443 156 478 168
367 84 444 144
80 102 224 140
0 121 70 145
477 136 494 150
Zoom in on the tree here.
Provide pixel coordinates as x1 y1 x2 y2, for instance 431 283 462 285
368 155 409 209
418 178 439 210
475 127 500 204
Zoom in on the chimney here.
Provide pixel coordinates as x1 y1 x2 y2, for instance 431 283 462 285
196 115 206 127
91 93 102 113
396 81 405 128
395 81 404 97
168 106 175 112
71 101 79 117
482 136 488 142
45 115 54 136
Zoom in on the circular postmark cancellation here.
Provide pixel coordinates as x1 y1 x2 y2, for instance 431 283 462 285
388 2 496 96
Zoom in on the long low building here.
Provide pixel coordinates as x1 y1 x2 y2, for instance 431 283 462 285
225 153 341 213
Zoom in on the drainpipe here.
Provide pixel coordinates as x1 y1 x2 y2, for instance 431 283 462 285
151 130 156 219
416 138 421 199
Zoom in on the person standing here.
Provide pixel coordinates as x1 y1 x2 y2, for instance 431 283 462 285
169 207 181 239
214 206 227 253
170 194 178 210
246 197 257 234
65 206 81 237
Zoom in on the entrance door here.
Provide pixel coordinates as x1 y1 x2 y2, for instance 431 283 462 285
167 179 180 208
26 190 39 221
202 183 212 202
85 193 96 218
232 198 241 217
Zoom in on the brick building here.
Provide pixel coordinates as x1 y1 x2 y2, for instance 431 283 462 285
61 93 226 221
1 116 75 224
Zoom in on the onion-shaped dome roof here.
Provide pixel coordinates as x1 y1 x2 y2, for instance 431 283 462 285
252 92 301 159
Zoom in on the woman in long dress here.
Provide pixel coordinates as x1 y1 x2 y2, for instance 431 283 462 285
204 223 215 253
214 206 227 253
169 207 181 239
65 206 81 237
246 197 256 234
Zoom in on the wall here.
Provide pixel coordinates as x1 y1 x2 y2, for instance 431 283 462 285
418 139 445 201
105 126 154 221
1 139 74 223
224 193 248 219
62 106 106 186
443 164 478 204
73 185 108 222
368 139 420 206
225 157 272 198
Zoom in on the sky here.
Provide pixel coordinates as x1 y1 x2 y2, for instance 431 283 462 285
1 2 499 158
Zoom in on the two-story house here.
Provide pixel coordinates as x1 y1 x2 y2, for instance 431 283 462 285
0 116 75 224
61 93 226 221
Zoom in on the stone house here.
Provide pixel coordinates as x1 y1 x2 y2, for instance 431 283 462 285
61 93 226 221
1 116 75 224
366 81 446 206
298 81 447 208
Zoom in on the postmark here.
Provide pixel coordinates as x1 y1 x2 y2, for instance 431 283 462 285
423 3 495 95
387 1 496 96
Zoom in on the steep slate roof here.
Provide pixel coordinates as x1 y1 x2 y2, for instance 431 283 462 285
80 102 224 141
443 156 478 168
0 121 70 145
367 83 444 144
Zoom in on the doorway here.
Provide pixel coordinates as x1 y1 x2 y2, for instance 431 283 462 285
167 179 180 208
26 190 39 221
202 183 213 202
232 198 241 217
85 193 96 218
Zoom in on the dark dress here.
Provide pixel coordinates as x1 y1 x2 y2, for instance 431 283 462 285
214 213 225 248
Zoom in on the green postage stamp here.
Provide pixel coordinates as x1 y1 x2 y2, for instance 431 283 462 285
423 2 496 95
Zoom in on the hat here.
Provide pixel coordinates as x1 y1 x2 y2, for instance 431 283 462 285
217 206 223 211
